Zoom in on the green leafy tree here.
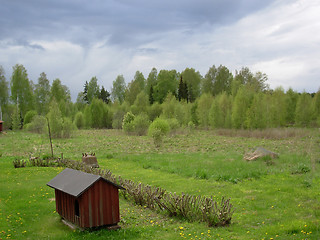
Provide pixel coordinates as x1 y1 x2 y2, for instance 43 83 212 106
126 71 145 105
202 65 217 95
269 87 287 127
153 70 178 103
90 98 105 128
87 77 100 104
174 101 190 126
112 109 126 129
76 92 87 111
295 92 312 127
62 117 75 138
50 78 71 103
190 102 199 126
197 93 213 128
245 92 267 129
47 99 63 138
74 111 85 129
111 75 126 104
101 104 112 128
148 102 162 121
214 65 233 95
0 66 9 115
234 67 268 92
203 65 233 96
11 104 22 130
34 72 50 115
232 86 253 129
10 64 34 117
83 105 92 128
132 91 149 115
285 88 298 125
312 90 320 124
162 93 178 119
210 92 232 128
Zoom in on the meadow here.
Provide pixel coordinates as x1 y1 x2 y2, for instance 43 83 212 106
0 128 319 239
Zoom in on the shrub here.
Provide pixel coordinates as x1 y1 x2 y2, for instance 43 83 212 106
62 117 76 138
188 121 195 130
132 113 150 136
167 118 180 133
74 111 85 129
112 110 125 129
25 115 47 134
83 105 92 128
148 118 170 147
122 112 135 134
148 102 162 121
23 110 37 126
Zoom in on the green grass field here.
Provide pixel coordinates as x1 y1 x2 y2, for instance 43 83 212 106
1 129 319 239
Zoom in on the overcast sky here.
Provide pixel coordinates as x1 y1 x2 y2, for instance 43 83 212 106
1 0 319 100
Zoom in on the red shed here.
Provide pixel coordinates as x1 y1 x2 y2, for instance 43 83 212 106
0 121 3 132
47 168 124 229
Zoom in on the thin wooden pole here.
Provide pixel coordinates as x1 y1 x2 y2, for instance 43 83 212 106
46 117 54 158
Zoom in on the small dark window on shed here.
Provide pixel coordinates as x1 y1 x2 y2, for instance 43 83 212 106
75 199 80 217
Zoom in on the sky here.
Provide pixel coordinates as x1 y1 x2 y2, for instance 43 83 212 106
1 0 319 101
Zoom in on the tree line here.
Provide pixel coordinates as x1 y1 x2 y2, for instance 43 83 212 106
0 64 319 137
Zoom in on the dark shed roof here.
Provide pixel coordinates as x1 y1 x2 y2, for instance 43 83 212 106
47 168 124 197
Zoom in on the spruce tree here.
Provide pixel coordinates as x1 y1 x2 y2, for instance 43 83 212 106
99 86 110 104
83 81 89 103
149 85 154 104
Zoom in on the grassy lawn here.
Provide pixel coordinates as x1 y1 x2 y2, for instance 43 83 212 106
0 129 319 239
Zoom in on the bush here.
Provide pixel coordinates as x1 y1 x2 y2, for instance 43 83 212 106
62 117 76 138
148 118 170 147
47 100 74 138
188 121 195 130
112 110 125 129
133 114 150 136
122 112 135 134
148 102 163 121
23 110 37 126
167 118 180 133
25 115 47 134
74 111 85 129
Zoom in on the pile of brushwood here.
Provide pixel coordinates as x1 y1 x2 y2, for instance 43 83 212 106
13 157 234 227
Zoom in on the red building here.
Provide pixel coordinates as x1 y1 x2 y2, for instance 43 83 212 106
47 168 124 228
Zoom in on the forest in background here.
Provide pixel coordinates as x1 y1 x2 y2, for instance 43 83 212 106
0 64 319 137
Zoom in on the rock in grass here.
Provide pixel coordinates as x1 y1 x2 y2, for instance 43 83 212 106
244 147 279 161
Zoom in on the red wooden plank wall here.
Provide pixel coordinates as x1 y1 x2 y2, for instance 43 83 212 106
54 180 121 228
79 179 120 228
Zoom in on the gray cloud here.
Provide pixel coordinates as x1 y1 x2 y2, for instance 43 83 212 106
1 0 276 47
